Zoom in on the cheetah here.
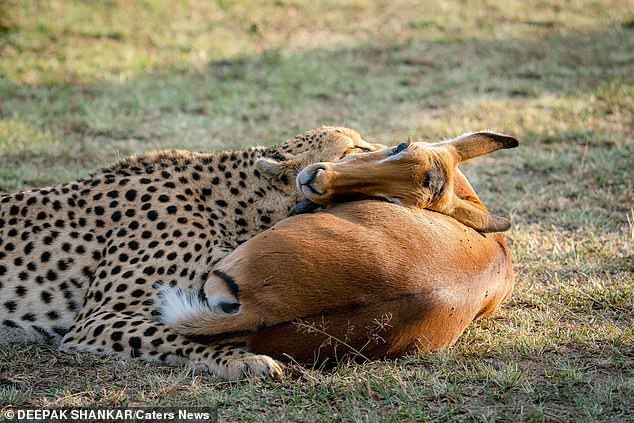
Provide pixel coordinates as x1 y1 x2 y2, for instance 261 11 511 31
0 126 385 379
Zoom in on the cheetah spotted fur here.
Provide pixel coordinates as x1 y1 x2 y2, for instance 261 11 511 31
0 127 383 379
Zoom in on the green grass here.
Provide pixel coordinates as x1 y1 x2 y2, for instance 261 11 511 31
1 0 633 421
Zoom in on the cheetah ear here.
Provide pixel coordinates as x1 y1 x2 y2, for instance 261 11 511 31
255 157 300 189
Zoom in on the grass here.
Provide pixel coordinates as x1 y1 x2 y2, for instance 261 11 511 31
1 0 632 421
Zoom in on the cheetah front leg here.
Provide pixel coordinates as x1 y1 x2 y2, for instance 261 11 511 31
60 309 283 380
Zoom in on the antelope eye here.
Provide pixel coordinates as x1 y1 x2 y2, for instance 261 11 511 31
392 142 410 155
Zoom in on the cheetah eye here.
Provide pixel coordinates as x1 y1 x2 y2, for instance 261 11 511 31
339 146 372 159
391 142 410 155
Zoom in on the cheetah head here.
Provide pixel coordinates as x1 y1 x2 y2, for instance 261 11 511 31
255 127 386 200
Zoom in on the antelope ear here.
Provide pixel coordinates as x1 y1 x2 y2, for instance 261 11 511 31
447 132 519 163
255 157 300 188
447 197 511 233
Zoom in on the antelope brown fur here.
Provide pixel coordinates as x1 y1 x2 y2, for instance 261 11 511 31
159 132 518 370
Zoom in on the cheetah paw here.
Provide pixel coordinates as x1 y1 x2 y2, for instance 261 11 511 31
214 354 284 380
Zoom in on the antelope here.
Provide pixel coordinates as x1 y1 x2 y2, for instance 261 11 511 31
158 132 518 375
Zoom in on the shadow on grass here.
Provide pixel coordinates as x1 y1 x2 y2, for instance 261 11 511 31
1 25 631 142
